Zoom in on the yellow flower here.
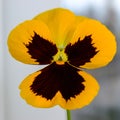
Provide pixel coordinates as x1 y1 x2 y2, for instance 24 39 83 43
7 8 116 110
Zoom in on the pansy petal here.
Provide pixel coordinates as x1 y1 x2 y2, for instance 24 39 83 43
59 71 99 110
19 70 56 108
8 20 58 64
65 19 116 69
19 62 99 110
63 16 90 48
34 8 75 49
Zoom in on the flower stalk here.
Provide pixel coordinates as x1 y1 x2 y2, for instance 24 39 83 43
66 110 71 120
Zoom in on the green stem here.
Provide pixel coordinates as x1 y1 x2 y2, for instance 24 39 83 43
66 110 71 120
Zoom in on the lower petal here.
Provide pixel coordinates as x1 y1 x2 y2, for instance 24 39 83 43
19 70 56 108
58 71 99 110
19 63 99 110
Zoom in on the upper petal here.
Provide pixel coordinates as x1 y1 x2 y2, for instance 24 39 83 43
65 18 116 69
8 20 58 64
34 8 76 49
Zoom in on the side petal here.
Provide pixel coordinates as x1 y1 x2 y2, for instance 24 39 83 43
65 18 116 69
8 20 58 64
19 62 99 110
34 8 75 49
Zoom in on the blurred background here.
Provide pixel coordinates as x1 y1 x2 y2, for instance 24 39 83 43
0 0 120 120
61 0 120 120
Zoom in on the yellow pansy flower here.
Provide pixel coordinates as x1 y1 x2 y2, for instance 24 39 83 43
7 8 116 110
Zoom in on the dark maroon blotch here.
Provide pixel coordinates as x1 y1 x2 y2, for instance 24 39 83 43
30 62 85 101
25 32 58 64
65 35 99 67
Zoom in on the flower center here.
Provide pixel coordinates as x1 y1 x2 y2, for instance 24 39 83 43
53 49 68 65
